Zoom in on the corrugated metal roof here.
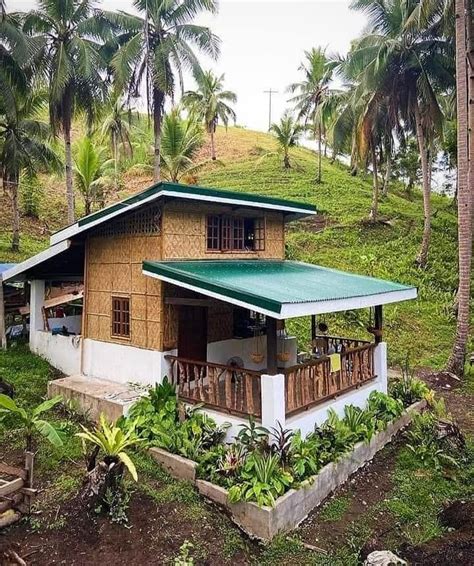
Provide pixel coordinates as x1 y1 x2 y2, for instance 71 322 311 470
142 260 417 319
0 263 16 280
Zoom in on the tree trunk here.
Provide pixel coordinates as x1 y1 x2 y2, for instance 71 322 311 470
153 88 165 182
414 99 431 267
446 0 472 377
10 175 20 252
382 155 391 196
283 150 291 169
210 128 216 160
317 122 322 183
369 140 379 222
64 116 75 224
113 131 119 190
85 197 91 216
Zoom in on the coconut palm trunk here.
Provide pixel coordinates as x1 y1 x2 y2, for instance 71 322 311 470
369 140 379 222
210 127 216 160
9 174 20 252
317 121 322 183
64 123 75 224
414 99 431 267
382 155 391 196
446 0 473 376
153 88 165 182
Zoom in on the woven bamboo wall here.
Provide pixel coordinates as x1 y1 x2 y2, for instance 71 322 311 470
84 233 163 350
162 201 285 260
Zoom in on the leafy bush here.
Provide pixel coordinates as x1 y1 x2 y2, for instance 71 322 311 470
228 453 293 507
390 377 430 407
367 391 404 426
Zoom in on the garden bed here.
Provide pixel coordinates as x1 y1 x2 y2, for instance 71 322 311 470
149 400 426 540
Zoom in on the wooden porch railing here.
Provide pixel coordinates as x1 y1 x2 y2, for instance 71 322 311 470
165 356 262 418
312 334 370 354
285 343 376 417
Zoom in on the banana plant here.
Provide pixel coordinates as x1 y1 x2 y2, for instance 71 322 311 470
76 414 143 482
0 394 63 451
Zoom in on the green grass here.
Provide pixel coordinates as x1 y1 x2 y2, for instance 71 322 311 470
318 495 352 522
1 126 469 368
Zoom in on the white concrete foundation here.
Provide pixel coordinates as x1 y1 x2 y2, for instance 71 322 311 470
82 338 176 386
261 373 286 431
33 331 82 375
29 279 45 352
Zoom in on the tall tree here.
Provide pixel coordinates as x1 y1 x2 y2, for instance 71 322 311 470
349 0 454 266
182 69 236 160
106 0 220 182
0 90 60 250
288 47 333 183
23 0 109 224
446 0 473 377
269 111 304 169
159 107 204 182
100 93 134 189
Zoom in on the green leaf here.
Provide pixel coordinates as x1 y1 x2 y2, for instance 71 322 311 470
32 395 63 417
35 419 63 448
0 393 20 413
118 451 138 482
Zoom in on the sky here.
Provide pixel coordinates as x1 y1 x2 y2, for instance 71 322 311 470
14 0 367 132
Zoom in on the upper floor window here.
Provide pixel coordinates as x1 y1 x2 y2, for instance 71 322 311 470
207 215 265 252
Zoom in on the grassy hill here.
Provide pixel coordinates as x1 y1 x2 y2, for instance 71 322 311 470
0 126 465 368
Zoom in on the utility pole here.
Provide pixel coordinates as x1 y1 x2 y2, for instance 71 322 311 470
263 88 278 130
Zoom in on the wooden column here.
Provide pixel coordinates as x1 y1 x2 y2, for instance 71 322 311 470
311 314 317 341
374 305 383 344
0 282 6 350
266 316 278 375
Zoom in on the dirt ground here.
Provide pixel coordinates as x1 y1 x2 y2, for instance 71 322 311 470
1 371 473 565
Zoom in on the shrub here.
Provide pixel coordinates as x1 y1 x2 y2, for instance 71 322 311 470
390 377 430 407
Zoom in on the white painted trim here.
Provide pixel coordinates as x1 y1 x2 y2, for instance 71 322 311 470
279 287 418 318
50 189 316 245
143 269 417 319
1 240 71 282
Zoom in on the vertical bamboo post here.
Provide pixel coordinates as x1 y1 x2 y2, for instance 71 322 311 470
0 282 6 350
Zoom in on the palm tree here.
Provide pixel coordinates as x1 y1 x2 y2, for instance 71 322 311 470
446 0 473 377
0 90 60 251
22 0 109 224
288 47 333 183
270 111 304 169
348 0 454 265
105 0 220 182
100 94 134 189
159 107 204 182
74 136 114 216
182 69 236 160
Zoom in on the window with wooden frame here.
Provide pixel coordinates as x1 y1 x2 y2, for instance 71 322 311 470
206 215 265 252
111 296 130 338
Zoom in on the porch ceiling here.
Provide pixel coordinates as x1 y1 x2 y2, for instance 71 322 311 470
142 260 417 319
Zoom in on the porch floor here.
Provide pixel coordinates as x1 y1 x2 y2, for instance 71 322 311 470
47 375 143 421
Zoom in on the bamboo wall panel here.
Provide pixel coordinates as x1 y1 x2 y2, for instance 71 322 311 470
162 201 285 260
84 231 164 351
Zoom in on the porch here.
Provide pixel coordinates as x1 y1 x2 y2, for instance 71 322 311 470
145 259 416 433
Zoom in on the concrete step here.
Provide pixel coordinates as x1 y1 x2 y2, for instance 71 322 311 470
48 375 144 422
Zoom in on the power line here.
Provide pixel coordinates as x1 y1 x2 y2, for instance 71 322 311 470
263 88 278 131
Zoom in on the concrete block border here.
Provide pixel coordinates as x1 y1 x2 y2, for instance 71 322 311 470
148 400 426 540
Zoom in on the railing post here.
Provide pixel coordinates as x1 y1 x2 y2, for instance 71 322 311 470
374 341 388 393
261 373 286 432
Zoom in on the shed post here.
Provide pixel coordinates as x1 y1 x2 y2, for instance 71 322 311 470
0 282 6 350
29 280 45 352
374 305 383 344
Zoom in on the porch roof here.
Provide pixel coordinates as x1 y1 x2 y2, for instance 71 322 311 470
143 260 417 319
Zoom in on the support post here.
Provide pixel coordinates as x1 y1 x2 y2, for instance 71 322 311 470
29 280 45 352
266 316 278 375
374 305 383 344
374 341 388 393
311 314 316 341
261 373 286 431
0 282 6 350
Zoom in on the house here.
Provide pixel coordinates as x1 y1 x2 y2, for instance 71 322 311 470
1 181 417 436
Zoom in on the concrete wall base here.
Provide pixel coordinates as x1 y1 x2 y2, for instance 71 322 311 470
147 400 426 540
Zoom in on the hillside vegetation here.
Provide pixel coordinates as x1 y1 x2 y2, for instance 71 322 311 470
0 126 464 368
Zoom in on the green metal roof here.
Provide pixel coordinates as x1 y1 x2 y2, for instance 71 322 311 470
50 182 316 245
143 260 417 319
